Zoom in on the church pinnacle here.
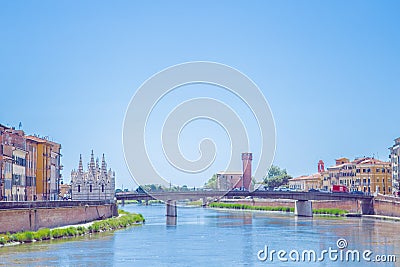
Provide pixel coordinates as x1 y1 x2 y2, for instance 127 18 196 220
78 154 83 173
89 149 96 174
101 153 107 174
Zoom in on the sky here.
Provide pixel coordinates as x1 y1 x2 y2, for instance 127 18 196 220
1 1 399 189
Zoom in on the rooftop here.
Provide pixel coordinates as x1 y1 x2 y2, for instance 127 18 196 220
217 171 242 175
291 173 321 181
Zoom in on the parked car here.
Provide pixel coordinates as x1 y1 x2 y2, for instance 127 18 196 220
273 186 290 192
308 188 319 192
318 189 330 193
350 190 364 195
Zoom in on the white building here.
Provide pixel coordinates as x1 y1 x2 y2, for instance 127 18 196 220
70 151 115 201
390 137 400 194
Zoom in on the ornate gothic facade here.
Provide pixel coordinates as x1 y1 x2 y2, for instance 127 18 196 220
70 151 115 201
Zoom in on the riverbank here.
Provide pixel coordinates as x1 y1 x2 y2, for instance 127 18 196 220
0 210 144 247
0 201 118 233
209 202 348 216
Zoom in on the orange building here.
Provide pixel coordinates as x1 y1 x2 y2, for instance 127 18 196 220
25 136 62 200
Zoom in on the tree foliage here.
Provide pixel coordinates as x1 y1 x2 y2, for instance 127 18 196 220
204 174 218 189
263 165 292 189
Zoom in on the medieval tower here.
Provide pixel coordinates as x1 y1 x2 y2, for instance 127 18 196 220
242 152 252 190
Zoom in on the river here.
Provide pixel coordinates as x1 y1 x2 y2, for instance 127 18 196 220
0 204 399 266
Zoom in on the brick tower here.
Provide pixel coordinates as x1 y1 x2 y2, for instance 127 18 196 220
242 153 253 190
318 160 325 173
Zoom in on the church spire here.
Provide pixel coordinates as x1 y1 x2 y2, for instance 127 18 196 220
89 149 96 174
101 153 107 174
78 154 83 173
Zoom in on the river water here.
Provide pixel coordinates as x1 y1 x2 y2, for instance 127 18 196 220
0 204 399 266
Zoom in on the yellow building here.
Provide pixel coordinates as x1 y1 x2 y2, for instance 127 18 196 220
26 136 62 200
289 173 322 191
324 157 391 195
354 158 391 195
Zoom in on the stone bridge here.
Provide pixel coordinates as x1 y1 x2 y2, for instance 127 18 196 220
116 191 374 218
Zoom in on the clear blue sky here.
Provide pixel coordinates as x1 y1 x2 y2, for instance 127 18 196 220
1 1 399 189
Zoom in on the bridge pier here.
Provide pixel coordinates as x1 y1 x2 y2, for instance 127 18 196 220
294 200 313 217
202 197 207 207
166 200 177 226
360 199 374 215
121 199 125 206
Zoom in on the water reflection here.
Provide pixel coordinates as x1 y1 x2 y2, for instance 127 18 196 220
0 205 399 267
166 216 177 226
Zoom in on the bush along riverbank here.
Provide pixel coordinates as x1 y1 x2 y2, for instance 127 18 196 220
0 210 144 247
209 202 294 212
209 202 348 216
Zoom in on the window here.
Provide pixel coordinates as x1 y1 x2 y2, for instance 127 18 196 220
90 185 92 192
356 169 360 173
376 169 380 173
102 184 104 192
78 185 81 193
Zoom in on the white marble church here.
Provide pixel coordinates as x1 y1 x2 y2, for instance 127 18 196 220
70 151 115 201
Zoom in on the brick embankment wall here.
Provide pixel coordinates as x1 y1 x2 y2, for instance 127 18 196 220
373 195 400 217
0 203 118 233
312 200 360 213
220 199 360 213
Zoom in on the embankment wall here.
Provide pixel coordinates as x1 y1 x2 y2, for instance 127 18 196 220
0 201 118 233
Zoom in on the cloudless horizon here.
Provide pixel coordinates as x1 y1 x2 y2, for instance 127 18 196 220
1 1 399 189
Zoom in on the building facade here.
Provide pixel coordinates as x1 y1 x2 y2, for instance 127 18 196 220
0 125 27 201
216 171 242 190
389 137 400 194
70 151 115 201
324 157 391 195
25 137 38 201
26 136 62 200
289 160 324 191
216 152 253 191
0 124 62 201
289 173 322 191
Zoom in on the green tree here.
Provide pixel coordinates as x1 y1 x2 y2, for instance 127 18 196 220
204 174 218 189
263 165 292 189
181 185 189 191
